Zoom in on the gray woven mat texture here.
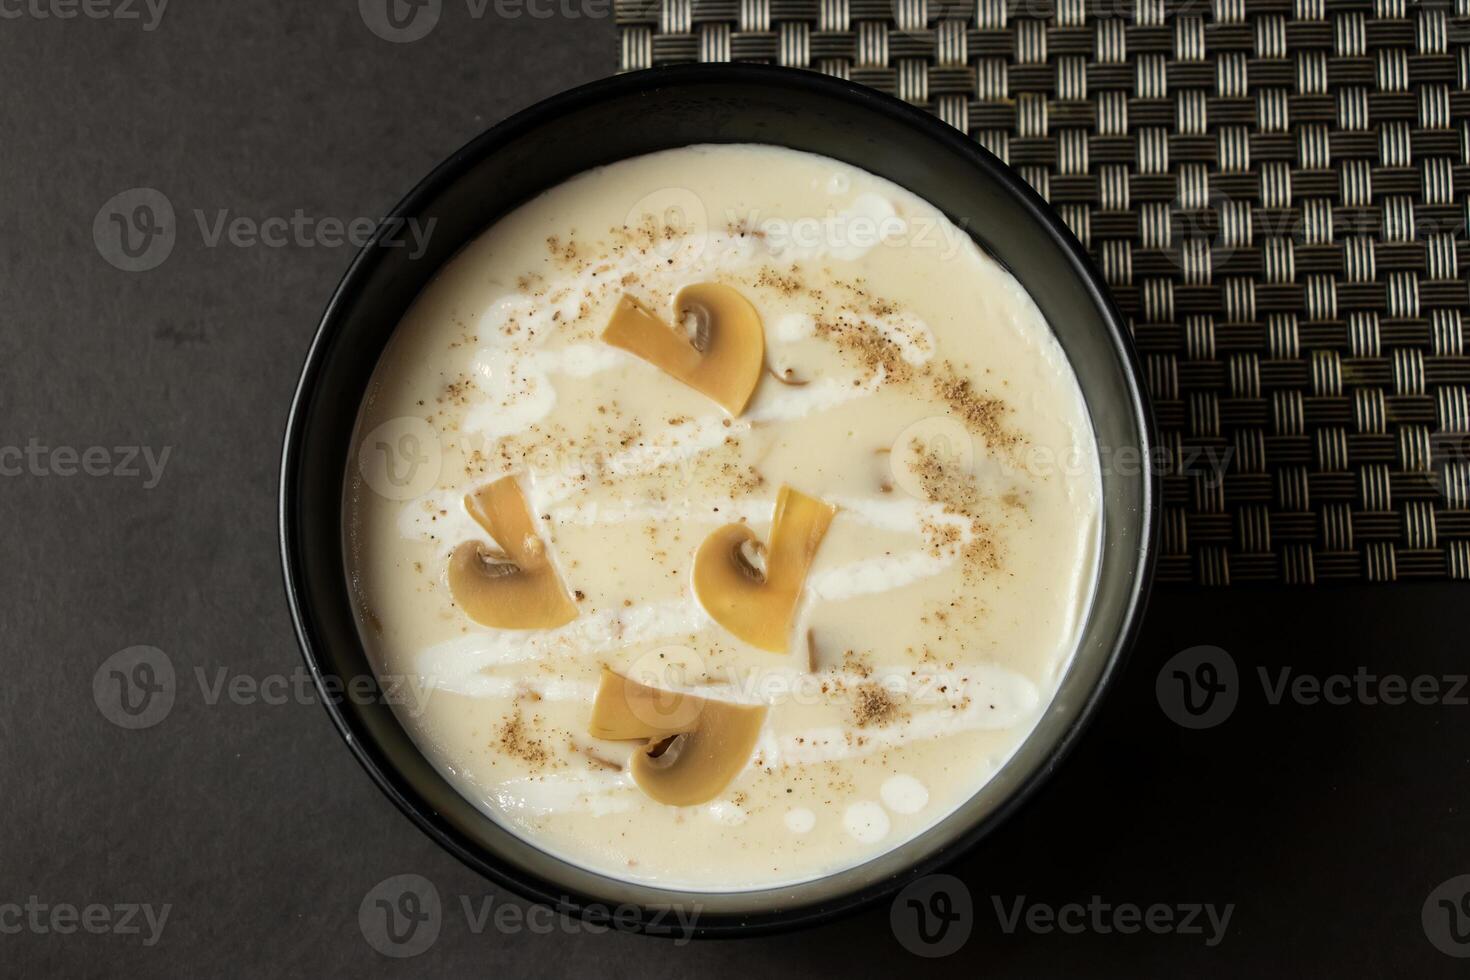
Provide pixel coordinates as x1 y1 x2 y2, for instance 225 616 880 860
617 0 1470 585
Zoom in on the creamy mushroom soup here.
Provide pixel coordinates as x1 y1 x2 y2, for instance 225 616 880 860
346 144 1100 890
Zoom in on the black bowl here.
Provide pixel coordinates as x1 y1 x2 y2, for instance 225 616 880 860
280 63 1156 937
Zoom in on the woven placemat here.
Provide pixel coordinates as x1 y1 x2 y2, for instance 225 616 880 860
616 0 1470 585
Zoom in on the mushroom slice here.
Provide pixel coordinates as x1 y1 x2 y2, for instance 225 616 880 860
447 475 578 630
588 670 766 807
692 485 836 652
601 283 765 416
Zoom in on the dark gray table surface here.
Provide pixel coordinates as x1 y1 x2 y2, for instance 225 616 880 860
3 3 1466 976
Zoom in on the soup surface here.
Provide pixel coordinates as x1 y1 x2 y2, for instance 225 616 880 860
346 144 1100 890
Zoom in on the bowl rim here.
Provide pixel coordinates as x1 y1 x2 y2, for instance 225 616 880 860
279 62 1158 938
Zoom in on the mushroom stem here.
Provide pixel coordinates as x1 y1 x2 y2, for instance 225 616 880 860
765 365 809 386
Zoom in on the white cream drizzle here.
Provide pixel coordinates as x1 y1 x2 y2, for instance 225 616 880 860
417 598 700 681
408 482 981 709
751 676 1039 769
530 416 744 508
541 493 967 542
867 313 935 366
493 771 635 817
476 708 1023 820
437 664 1038 818
423 658 1031 708
707 801 748 826
457 200 935 444
772 311 816 342
413 551 965 680
746 368 885 422
403 488 968 554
